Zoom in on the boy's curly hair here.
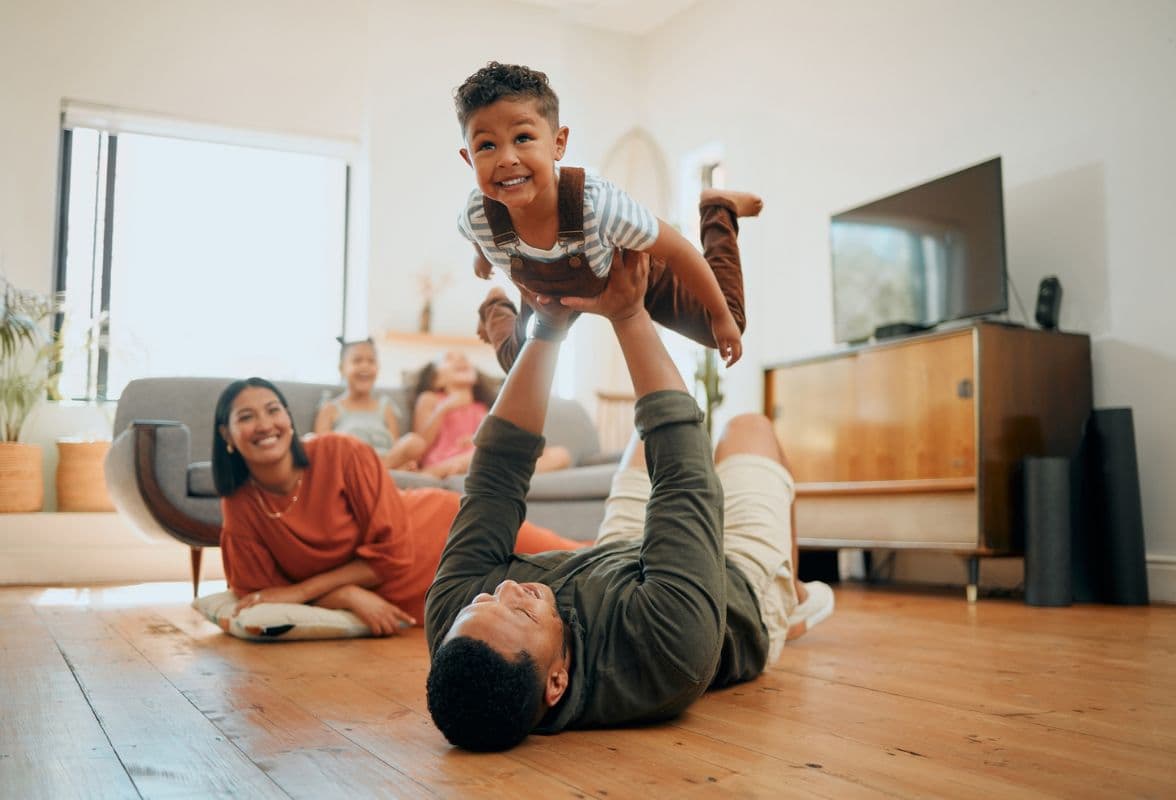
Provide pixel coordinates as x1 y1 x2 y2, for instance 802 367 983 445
455 62 560 135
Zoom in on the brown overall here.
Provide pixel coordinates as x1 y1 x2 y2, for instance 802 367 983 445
479 166 747 372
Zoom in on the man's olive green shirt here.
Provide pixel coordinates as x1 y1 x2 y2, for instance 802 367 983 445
425 390 769 731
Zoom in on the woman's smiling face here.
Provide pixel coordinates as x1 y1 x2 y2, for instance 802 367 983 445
221 386 294 468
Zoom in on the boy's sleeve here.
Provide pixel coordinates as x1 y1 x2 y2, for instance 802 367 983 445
588 176 660 252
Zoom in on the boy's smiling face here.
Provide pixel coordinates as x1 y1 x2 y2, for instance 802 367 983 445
460 98 568 214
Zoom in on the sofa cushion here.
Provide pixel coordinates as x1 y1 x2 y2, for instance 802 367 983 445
188 461 216 497
527 463 617 501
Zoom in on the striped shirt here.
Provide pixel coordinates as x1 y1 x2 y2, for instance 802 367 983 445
457 168 659 278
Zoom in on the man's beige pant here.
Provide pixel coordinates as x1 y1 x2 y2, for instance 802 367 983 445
595 454 798 662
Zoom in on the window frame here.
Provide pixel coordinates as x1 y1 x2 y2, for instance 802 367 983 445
52 103 358 401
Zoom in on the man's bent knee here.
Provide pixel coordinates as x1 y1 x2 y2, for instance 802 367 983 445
714 413 785 465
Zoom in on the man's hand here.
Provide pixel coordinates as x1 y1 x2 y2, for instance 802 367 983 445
517 284 578 334
560 249 649 322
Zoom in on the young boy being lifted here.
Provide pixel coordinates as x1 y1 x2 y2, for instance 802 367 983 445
454 61 761 370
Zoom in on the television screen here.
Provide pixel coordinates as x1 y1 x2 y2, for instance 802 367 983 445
830 157 1007 344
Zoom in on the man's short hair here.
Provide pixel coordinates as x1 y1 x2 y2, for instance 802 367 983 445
426 636 544 751
454 62 560 135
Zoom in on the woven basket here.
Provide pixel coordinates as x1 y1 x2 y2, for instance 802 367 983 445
56 440 115 512
0 442 45 512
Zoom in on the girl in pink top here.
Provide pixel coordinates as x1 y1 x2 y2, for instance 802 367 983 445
412 350 571 478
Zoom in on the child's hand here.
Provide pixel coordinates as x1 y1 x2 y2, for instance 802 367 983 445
711 314 743 366
472 248 494 279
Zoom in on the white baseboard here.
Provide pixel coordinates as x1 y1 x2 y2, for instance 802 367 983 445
0 512 224 585
877 550 1174 605
1147 556 1176 605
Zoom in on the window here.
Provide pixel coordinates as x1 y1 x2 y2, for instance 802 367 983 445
54 104 354 400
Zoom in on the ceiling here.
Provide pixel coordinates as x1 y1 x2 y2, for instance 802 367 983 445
509 0 700 36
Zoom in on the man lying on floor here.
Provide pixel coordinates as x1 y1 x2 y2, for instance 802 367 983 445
424 251 833 751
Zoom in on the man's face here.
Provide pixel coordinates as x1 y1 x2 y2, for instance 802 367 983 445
459 98 568 213
446 579 566 673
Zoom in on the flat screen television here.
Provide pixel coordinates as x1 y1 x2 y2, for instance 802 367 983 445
830 157 1007 344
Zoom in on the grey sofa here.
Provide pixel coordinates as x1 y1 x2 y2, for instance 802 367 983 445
105 377 620 594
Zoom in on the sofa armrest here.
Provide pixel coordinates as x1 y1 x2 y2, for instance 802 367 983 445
112 420 221 548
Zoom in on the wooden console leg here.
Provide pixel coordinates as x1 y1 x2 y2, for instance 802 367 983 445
190 547 203 598
965 556 980 603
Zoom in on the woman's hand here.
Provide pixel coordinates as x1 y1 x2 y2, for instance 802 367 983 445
560 249 650 323
233 584 305 616
337 585 416 636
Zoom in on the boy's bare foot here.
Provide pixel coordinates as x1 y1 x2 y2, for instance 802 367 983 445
476 286 516 344
700 188 763 218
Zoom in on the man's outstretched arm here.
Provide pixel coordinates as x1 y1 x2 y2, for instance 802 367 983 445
563 251 727 685
424 291 573 650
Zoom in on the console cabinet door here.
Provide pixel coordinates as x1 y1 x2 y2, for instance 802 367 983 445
854 331 976 482
768 330 976 484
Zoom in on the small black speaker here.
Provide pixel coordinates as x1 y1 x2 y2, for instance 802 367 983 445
1035 275 1062 330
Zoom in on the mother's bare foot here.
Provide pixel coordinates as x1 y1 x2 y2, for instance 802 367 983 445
701 188 763 218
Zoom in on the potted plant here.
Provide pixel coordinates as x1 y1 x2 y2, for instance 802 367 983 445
0 273 61 512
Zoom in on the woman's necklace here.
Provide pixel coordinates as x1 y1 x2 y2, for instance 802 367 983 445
250 474 303 520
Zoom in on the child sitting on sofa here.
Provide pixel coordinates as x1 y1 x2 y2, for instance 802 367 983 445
314 337 427 470
412 350 572 479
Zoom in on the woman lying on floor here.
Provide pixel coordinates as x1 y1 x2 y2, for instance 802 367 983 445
212 377 584 636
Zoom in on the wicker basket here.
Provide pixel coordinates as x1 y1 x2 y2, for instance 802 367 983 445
56 439 115 512
0 442 45 512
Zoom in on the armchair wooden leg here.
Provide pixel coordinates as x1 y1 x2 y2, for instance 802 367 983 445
190 547 203 598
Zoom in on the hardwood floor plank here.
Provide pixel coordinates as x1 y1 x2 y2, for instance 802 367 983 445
0 604 139 799
6 584 1172 799
105 606 439 799
713 668 1173 796
149 605 581 798
34 605 287 799
775 591 1176 753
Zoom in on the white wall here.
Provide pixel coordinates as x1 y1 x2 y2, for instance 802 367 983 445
637 0 1176 580
0 0 371 294
362 0 642 407
0 0 641 501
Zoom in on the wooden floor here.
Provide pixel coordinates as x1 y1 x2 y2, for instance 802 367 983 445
3 584 1173 799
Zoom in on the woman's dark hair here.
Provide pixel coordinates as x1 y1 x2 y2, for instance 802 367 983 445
337 335 376 367
426 636 543 751
454 61 560 135
212 377 310 497
412 359 498 412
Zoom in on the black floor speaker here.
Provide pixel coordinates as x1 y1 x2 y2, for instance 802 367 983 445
1017 457 1073 606
1076 408 1150 605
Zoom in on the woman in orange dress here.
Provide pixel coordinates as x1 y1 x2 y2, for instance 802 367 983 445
213 377 583 636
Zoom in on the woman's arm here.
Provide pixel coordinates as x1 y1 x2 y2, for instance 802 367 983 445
382 400 401 437
313 401 338 435
231 557 382 614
